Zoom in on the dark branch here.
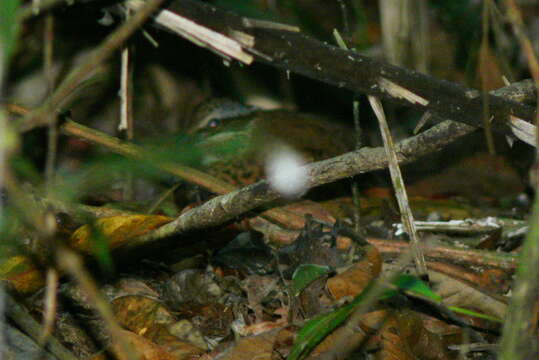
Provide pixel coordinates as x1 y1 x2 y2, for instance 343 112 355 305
163 0 536 136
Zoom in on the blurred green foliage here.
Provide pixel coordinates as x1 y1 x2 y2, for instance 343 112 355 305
0 0 20 67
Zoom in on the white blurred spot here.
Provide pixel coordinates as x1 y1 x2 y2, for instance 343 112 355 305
265 147 308 198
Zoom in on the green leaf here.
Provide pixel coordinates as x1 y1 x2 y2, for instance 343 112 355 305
448 306 502 323
395 275 501 323
0 0 21 67
288 295 358 360
288 281 398 360
291 264 331 296
289 274 432 360
395 274 442 302
88 224 114 274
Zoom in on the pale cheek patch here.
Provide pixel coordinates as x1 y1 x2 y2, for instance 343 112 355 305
265 147 308 198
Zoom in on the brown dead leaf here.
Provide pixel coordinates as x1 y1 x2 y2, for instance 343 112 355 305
158 333 206 359
374 313 417 360
243 320 288 337
326 245 382 300
430 271 507 320
428 261 510 294
70 215 172 252
311 308 456 360
112 295 175 341
419 315 463 359
310 310 390 358
243 275 279 321
217 328 282 360
112 295 207 357
109 329 200 360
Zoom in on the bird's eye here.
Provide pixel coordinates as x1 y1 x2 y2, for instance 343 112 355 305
207 118 221 128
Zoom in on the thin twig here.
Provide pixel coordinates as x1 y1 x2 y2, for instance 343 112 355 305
56 247 140 360
351 98 362 234
42 197 136 222
119 8 135 201
479 0 496 154
19 0 166 132
5 293 78 360
332 29 362 234
39 268 59 346
366 238 517 272
60 118 308 230
126 0 253 64
44 13 57 188
368 96 428 279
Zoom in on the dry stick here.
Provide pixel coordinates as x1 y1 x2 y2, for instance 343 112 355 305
126 0 253 64
5 293 78 360
499 1 539 359
119 46 134 139
44 13 57 186
43 197 136 222
2 103 136 221
19 0 166 132
332 30 362 234
368 96 428 279
39 268 59 346
127 119 475 249
56 247 140 360
119 8 135 201
351 99 362 234
366 238 517 272
479 0 496 154
60 119 307 230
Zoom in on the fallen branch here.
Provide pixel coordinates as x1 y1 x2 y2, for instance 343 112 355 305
125 119 473 249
